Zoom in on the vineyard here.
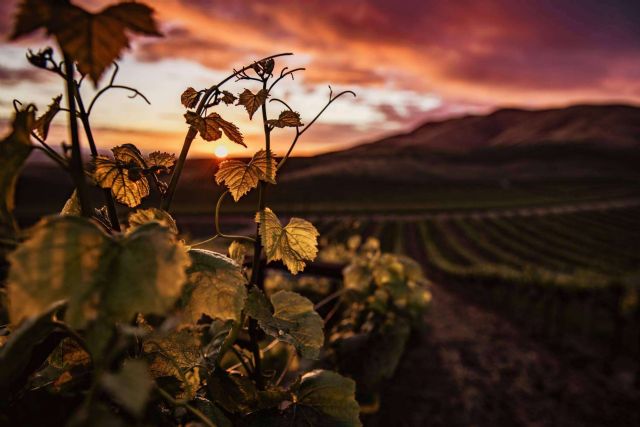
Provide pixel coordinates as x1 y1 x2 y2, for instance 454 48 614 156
1 0 640 426
313 204 640 355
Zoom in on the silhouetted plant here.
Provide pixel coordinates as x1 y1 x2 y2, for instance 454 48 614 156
0 0 376 425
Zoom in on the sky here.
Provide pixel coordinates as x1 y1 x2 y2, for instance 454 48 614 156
1 0 640 158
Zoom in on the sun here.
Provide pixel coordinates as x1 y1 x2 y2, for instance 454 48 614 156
214 144 229 159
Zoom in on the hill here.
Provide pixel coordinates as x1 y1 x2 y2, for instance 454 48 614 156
13 104 640 219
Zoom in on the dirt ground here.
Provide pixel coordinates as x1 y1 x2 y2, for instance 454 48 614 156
365 280 640 427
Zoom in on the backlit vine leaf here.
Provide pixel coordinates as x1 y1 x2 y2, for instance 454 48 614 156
253 58 275 76
0 110 33 237
11 0 162 84
181 249 247 325
7 217 190 331
147 151 176 173
112 143 146 167
287 370 361 426
267 110 303 128
181 87 200 109
228 240 250 266
220 90 236 105
185 111 246 146
128 208 178 234
34 95 61 140
245 288 324 359
93 155 150 207
238 89 268 120
256 208 319 274
215 150 277 201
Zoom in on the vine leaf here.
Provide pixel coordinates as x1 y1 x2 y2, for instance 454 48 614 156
185 112 245 146
128 208 178 234
0 302 63 397
60 190 81 216
0 110 33 238
112 143 146 167
220 90 237 105
215 150 277 202
287 370 361 426
256 208 319 274
238 89 268 120
11 0 162 84
147 151 176 173
34 95 62 140
228 240 250 266
7 217 190 332
180 249 247 325
93 155 150 207
245 288 324 359
143 329 203 399
208 113 245 146
100 360 153 418
181 87 200 109
7 216 107 328
268 110 303 128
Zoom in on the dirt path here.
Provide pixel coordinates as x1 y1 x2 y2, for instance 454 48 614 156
367 282 639 427
364 229 640 427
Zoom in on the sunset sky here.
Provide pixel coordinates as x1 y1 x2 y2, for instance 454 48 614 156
1 0 639 158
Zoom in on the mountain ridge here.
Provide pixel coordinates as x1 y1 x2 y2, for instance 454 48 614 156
322 103 640 159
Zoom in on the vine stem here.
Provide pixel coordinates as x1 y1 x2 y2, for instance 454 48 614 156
73 80 121 231
246 75 273 390
156 386 215 427
214 191 255 243
161 52 293 211
276 89 356 171
63 55 91 217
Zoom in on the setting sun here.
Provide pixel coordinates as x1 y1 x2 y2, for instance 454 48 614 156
214 144 229 159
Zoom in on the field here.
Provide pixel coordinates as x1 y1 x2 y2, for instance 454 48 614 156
314 204 640 426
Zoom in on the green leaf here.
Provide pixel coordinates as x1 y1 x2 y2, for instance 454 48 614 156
101 223 190 322
192 398 233 427
343 261 373 292
208 370 258 415
215 149 277 201
143 328 203 399
34 95 62 140
100 360 153 418
256 208 319 274
7 216 190 332
288 370 361 426
7 216 108 327
128 208 178 234
0 110 33 238
246 288 324 359
181 249 247 325
0 302 62 397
